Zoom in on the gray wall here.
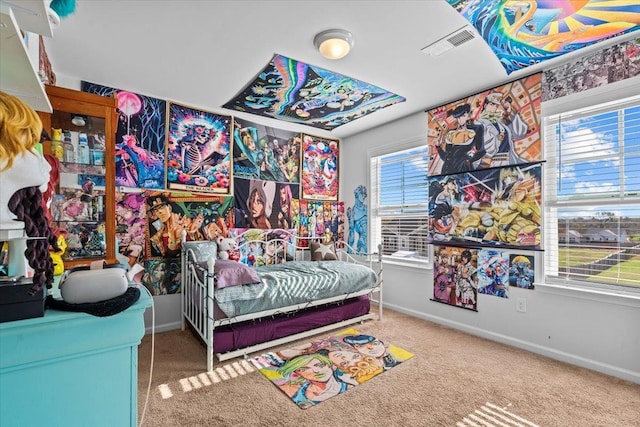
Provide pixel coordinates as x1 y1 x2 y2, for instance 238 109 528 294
341 78 640 384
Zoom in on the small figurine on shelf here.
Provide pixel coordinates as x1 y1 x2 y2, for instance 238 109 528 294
50 235 67 276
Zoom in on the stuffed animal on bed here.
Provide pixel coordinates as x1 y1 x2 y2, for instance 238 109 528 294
216 237 241 262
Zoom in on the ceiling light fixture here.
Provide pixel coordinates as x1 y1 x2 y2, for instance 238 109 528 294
314 29 354 60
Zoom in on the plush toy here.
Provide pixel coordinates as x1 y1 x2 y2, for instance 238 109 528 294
216 236 241 262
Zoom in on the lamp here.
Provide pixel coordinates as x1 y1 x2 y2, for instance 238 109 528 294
314 29 354 60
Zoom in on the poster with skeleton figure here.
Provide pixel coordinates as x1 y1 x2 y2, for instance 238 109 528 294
428 163 542 250
432 245 479 311
166 102 231 194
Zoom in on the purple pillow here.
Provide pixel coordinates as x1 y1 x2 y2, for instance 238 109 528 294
212 259 260 288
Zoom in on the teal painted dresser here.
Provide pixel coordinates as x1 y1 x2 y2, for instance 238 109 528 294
0 288 151 427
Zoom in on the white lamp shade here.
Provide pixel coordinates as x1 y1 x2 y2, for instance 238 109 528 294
314 29 354 60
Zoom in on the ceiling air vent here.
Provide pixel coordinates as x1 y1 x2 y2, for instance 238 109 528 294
421 26 476 57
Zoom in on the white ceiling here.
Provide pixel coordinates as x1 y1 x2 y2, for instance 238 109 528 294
44 0 627 139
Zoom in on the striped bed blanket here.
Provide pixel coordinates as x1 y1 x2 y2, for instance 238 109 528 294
214 260 377 318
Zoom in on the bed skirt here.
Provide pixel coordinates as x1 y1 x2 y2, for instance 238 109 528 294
211 295 370 354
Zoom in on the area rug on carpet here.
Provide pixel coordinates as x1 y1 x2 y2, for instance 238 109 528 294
250 328 414 409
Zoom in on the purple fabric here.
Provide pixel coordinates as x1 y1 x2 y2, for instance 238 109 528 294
199 259 261 288
211 296 370 354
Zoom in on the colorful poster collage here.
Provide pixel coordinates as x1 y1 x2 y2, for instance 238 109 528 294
82 81 343 296
428 73 542 310
433 245 535 310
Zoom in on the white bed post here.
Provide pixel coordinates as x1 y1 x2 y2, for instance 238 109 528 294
378 243 383 321
181 230 187 331
206 255 215 373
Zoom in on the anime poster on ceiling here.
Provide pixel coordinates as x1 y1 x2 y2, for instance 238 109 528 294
427 73 541 177
145 191 234 259
432 245 479 311
223 54 406 130
81 81 165 189
115 191 147 268
232 117 301 183
301 134 339 201
428 163 542 250
166 102 231 194
234 178 300 230
447 0 640 75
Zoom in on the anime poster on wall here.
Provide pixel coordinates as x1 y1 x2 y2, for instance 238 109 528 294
232 117 301 183
228 228 296 266
427 73 541 177
223 54 405 130
432 245 479 311
81 81 166 189
428 163 542 249
347 184 368 254
509 254 535 289
447 1 640 75
301 134 339 201
166 102 231 194
141 257 181 295
477 248 510 298
145 191 234 258
115 191 147 268
542 38 640 101
234 178 299 230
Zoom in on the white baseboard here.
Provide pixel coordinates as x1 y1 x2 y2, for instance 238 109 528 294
383 302 640 385
145 321 181 335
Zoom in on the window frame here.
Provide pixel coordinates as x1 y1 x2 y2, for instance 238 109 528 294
369 137 430 267
542 92 640 294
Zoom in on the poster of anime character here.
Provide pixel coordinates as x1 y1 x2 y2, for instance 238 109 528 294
228 228 295 266
223 54 405 130
141 257 181 295
115 191 147 268
301 134 339 201
542 38 640 102
447 0 640 75
166 102 231 194
232 117 301 183
235 178 296 229
427 73 541 177
347 185 367 254
145 191 234 259
477 248 510 298
432 245 479 310
428 163 542 249
81 81 166 189
298 199 310 247
509 254 535 289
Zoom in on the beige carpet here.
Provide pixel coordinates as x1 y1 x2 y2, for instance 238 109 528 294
137 307 640 426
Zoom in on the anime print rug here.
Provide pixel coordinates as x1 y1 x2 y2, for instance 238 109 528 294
250 328 413 409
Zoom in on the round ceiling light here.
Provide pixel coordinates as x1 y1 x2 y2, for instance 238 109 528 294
313 29 354 60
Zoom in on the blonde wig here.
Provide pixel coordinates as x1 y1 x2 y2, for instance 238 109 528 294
0 91 43 171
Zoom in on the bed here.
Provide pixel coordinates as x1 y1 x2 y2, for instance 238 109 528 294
180 229 383 372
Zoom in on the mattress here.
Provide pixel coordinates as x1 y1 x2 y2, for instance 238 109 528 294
215 260 377 317
211 295 370 354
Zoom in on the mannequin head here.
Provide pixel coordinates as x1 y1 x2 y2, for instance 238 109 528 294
0 91 52 229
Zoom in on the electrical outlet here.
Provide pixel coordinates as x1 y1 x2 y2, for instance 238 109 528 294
516 297 527 313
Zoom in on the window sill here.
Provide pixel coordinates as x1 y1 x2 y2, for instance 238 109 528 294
535 281 640 308
383 257 431 271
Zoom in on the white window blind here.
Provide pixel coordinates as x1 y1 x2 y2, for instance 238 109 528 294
370 145 429 263
544 94 640 290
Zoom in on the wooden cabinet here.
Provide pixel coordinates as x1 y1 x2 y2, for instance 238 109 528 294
38 85 118 268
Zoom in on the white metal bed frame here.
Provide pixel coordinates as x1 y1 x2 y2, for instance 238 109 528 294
180 230 383 372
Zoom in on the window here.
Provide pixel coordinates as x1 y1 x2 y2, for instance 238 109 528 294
544 95 640 290
370 145 429 264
